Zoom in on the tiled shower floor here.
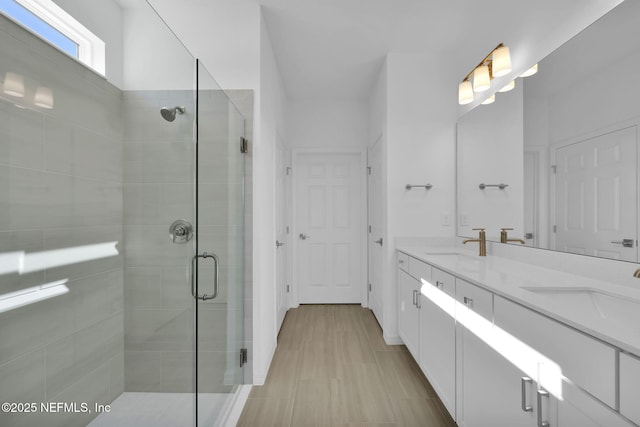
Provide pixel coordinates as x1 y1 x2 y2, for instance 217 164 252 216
88 392 231 427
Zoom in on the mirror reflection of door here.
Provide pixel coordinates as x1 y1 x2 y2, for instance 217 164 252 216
554 125 638 262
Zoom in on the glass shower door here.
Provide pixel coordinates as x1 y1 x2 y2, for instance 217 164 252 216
194 59 245 426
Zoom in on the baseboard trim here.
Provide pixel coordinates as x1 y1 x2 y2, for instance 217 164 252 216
217 384 252 427
383 334 403 345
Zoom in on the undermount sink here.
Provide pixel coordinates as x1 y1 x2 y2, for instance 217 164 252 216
523 287 640 325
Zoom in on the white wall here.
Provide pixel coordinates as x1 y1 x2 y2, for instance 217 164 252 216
251 12 288 385
381 53 459 341
288 100 368 149
52 0 124 87
457 84 524 241
147 0 260 92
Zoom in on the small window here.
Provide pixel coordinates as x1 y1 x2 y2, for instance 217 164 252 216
0 0 105 75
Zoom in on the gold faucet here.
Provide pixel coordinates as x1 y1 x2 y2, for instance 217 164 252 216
463 228 486 256
500 228 525 244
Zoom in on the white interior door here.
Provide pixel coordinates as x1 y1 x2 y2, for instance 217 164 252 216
275 140 290 331
295 152 364 304
367 137 384 323
555 126 638 261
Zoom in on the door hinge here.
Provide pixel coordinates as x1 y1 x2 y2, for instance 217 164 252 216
551 165 556 174
240 348 248 367
553 225 557 233
240 137 248 154
286 285 290 293
286 166 291 175
286 226 290 234
368 225 372 233
368 283 372 292
367 166 372 175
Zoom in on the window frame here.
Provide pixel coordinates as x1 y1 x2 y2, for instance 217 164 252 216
1 0 105 75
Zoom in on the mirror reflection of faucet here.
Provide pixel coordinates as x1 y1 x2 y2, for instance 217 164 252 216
463 228 486 256
500 228 525 244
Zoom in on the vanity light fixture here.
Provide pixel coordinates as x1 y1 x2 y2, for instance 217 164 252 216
458 43 512 105
481 94 495 105
34 86 54 109
3 72 25 97
499 80 515 92
520 63 538 77
458 80 474 105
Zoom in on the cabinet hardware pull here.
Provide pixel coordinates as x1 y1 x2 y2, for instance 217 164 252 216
521 377 533 412
412 289 418 306
537 389 550 427
463 296 474 308
436 281 443 289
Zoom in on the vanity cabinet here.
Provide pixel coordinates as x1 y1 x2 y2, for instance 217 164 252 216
455 279 543 427
419 267 455 417
398 269 420 359
396 250 637 427
620 352 640 425
494 296 632 427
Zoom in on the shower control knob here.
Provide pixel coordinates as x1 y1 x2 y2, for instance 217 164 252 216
169 219 193 244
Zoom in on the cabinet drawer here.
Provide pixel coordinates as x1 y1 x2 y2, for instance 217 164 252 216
494 296 616 408
620 352 640 425
397 252 409 272
408 257 431 283
455 279 492 321
431 267 455 297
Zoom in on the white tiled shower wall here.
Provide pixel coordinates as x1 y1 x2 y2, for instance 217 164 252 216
0 13 124 427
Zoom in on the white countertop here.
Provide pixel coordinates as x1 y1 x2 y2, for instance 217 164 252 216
397 245 640 356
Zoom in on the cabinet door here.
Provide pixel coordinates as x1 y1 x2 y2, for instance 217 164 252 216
419 284 455 418
618 352 640 426
398 269 420 359
558 380 633 427
456 279 543 427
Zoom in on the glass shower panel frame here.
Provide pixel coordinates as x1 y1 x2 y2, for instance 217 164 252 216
194 59 245 426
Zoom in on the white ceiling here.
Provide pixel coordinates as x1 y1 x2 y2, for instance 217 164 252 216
260 0 622 102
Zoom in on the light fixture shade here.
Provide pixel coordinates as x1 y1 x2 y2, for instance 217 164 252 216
473 65 491 92
34 86 54 109
492 46 512 77
481 94 495 105
499 80 515 92
3 72 25 97
458 80 474 105
520 63 538 77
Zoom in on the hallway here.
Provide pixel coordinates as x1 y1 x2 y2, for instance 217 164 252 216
238 304 457 426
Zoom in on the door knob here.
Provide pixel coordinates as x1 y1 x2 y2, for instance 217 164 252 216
299 233 310 240
375 238 383 246
611 239 634 247
276 240 285 248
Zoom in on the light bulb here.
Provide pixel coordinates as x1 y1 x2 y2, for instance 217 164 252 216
492 46 512 77
473 65 491 93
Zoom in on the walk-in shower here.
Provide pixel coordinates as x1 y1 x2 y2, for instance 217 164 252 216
0 1 248 426
160 106 186 122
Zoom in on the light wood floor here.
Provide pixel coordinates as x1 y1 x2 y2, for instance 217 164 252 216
238 304 457 427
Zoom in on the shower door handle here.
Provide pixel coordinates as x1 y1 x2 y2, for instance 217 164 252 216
191 252 219 301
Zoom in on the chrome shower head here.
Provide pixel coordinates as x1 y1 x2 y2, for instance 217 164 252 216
160 106 185 122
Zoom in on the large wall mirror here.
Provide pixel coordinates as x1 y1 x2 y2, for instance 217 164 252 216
457 0 640 263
